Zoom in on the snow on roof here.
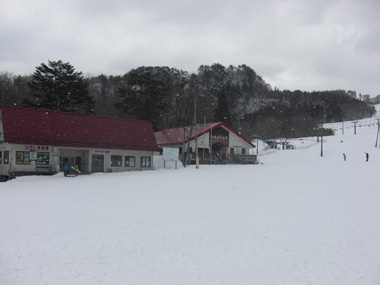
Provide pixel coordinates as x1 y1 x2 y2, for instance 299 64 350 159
155 122 256 148
0 106 159 151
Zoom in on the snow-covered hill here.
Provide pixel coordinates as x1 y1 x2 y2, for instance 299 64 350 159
1 105 379 284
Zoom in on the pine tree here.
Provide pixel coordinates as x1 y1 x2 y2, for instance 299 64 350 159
23 60 95 114
115 70 169 130
214 90 232 126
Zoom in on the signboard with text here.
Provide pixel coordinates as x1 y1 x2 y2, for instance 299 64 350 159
25 145 49 151
211 127 229 146
163 148 179 161
93 149 111 154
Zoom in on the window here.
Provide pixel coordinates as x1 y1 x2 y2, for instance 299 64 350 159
125 156 135 167
111 155 122 167
230 148 234 154
16 151 31 165
242 148 246 155
0 151 2 164
4 151 9 164
141 156 151 167
36 152 49 165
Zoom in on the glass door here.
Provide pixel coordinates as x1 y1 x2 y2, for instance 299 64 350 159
91 155 104 172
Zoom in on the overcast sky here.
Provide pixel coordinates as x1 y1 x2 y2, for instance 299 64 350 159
1 0 379 95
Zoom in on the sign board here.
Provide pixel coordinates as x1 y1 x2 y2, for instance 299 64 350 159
163 148 179 161
30 150 37 160
25 145 49 151
93 149 111 154
211 127 229 146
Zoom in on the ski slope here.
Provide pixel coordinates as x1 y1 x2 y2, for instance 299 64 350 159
1 105 379 284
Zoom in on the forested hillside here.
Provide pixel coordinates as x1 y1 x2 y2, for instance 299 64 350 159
0 63 376 139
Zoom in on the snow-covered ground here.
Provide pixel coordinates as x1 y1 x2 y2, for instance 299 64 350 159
1 106 380 285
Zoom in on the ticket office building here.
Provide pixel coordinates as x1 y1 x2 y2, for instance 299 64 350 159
0 144 153 177
0 106 158 180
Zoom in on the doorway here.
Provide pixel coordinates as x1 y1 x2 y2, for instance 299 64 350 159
92 155 104 172
60 156 82 171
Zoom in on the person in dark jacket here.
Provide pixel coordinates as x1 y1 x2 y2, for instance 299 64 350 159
63 162 69 177
365 152 369 162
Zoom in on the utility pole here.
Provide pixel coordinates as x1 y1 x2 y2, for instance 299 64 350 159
210 127 213 164
185 126 193 166
353 121 358 135
182 127 186 167
252 134 259 154
236 114 244 134
194 95 199 169
317 125 320 143
256 137 259 154
321 133 323 157
203 116 206 163
318 124 323 157
375 119 380 147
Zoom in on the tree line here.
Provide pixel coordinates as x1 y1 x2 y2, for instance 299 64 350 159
0 60 376 139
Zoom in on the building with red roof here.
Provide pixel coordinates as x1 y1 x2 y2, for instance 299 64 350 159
0 106 159 180
155 122 256 165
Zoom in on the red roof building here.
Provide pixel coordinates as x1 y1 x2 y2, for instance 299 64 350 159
155 122 256 165
0 106 158 179
1 106 158 151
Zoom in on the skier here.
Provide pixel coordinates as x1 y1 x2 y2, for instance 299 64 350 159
365 152 369 162
343 153 346 161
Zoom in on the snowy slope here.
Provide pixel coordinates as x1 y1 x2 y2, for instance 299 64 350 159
1 105 380 285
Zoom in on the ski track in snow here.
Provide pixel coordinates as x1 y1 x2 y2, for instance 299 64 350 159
1 106 380 284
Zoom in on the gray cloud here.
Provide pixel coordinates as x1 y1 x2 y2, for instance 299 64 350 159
1 0 379 96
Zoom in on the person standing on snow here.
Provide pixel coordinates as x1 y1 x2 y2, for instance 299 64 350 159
365 152 369 162
74 163 79 176
343 153 346 161
63 162 69 177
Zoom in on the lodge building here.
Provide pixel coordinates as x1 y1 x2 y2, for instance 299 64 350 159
155 122 257 164
0 106 158 181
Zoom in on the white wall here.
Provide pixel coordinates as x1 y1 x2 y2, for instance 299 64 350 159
0 143 11 177
99 149 154 172
1 143 155 178
227 129 254 155
0 143 59 176
188 132 210 149
180 127 254 155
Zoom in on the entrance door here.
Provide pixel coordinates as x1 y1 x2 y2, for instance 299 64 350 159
92 155 104 172
61 157 74 171
75 157 82 171
60 157 82 171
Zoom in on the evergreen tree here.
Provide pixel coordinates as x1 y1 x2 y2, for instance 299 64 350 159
214 90 232 126
23 60 95 114
115 70 169 130
0 72 31 106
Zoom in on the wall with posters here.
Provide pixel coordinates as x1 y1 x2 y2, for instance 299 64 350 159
0 143 155 180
